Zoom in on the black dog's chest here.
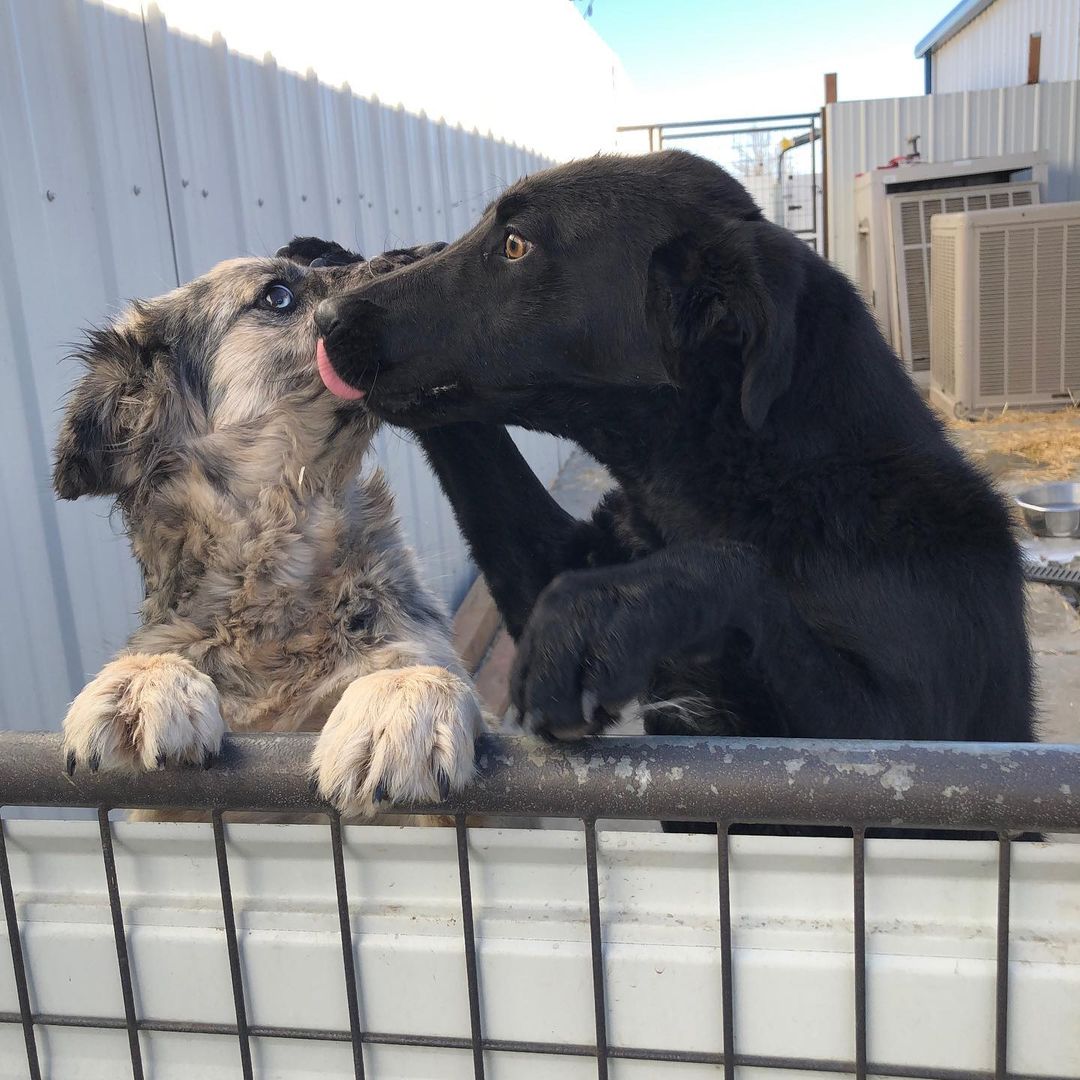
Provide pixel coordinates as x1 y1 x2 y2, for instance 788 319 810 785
644 644 782 740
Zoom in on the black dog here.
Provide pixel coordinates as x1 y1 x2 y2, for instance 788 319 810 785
286 150 1036 827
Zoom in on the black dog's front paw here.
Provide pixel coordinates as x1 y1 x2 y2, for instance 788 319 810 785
276 236 364 267
365 242 448 274
509 570 659 740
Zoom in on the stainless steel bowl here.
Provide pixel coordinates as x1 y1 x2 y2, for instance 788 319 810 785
1015 481 1080 538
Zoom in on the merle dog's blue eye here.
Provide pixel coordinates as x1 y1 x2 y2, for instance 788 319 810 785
261 284 294 311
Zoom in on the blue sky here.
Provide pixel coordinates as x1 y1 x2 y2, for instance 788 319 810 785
574 0 954 121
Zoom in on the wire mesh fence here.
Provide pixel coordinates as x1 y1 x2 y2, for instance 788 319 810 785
1 731 1079 1080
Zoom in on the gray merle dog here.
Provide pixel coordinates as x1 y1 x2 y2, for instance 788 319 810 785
53 244 483 818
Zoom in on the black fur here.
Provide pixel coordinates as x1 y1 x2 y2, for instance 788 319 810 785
293 150 1037 831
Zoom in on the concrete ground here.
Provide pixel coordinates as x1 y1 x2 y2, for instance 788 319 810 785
948 414 1080 744
471 431 1079 745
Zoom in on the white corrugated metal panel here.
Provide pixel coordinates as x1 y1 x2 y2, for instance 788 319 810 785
931 0 1080 92
0 0 172 734
0 0 581 733
2 822 1079 1078
825 79 1080 283
113 0 627 163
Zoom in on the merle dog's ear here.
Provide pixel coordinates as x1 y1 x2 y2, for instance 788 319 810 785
53 326 150 500
276 236 364 267
647 222 801 430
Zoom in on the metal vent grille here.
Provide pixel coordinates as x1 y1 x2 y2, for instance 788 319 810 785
930 232 957 396
978 231 1007 396
975 217 1080 402
1005 229 1035 395
1035 226 1066 394
891 184 1039 374
901 200 922 245
1066 225 1080 392
905 248 929 369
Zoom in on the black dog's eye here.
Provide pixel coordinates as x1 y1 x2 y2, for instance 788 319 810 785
260 284 295 311
504 232 531 260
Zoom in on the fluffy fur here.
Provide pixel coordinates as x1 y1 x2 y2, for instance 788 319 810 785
288 150 1037 835
54 247 483 818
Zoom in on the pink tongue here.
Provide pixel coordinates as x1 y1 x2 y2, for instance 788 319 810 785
317 339 365 400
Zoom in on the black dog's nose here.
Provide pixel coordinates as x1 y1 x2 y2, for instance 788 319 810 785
315 298 342 338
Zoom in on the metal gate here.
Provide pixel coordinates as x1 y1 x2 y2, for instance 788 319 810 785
617 112 823 251
2 731 1079 1079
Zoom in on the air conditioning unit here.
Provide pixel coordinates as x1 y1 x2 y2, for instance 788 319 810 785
854 154 1045 385
930 201 1080 417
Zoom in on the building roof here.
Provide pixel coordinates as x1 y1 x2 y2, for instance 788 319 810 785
915 0 999 58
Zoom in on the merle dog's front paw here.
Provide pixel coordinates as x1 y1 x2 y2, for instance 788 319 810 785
276 236 364 267
310 666 482 817
510 569 660 741
62 653 224 773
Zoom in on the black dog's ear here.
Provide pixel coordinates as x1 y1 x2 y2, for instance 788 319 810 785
276 236 364 267
648 222 801 431
53 326 150 500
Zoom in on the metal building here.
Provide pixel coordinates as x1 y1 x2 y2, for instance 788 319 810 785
917 0 1080 93
824 78 1080 287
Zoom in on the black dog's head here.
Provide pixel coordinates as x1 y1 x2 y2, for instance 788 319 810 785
313 150 807 432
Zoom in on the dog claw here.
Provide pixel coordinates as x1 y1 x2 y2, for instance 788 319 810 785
156 751 167 770
373 780 388 805
65 752 76 778
201 750 215 770
88 753 100 774
437 770 451 801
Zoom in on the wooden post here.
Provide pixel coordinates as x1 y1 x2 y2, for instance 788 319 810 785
1027 33 1041 85
821 74 836 259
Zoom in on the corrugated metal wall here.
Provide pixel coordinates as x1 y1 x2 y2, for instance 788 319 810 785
931 0 1080 92
825 78 1080 282
0 0 563 732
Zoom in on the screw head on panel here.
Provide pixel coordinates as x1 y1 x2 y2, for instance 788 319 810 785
257 198 264 207
45 190 56 201
133 185 141 195
181 178 190 187
201 188 209 198
301 194 307 202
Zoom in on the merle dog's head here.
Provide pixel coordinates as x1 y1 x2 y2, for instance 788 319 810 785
52 248 437 508
313 150 807 432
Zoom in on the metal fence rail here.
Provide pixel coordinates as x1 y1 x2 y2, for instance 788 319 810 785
2 732 1079 1080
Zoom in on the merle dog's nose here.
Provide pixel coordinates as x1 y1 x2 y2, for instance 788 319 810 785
315 298 342 338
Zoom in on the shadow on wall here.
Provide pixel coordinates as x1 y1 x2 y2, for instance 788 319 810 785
0 0 563 731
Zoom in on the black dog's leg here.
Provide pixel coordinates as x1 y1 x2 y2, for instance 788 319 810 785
417 424 584 639
511 541 887 740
